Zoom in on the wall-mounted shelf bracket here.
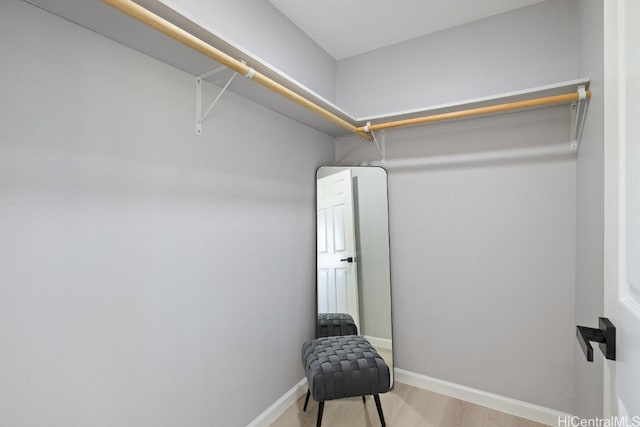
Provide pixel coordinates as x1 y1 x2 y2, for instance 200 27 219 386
363 122 386 164
196 65 237 135
570 85 589 150
371 129 386 165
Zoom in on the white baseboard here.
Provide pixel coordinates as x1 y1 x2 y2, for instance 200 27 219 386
246 377 307 427
364 335 392 351
394 368 572 427
246 369 572 427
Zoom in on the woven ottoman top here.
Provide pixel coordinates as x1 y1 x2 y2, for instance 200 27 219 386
302 336 390 402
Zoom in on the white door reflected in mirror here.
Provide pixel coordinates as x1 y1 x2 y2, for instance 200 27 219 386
317 169 360 331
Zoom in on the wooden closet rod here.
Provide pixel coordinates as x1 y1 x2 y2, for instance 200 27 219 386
104 0 589 141
102 0 372 140
358 91 591 133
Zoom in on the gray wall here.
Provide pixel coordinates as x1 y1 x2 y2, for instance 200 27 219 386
330 0 587 412
166 0 337 102
574 0 605 419
336 0 579 117
337 106 577 412
0 1 333 426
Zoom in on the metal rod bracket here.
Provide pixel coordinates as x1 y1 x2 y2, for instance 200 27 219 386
371 130 386 165
570 85 589 150
196 67 237 135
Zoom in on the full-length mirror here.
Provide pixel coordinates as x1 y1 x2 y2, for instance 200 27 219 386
316 166 393 385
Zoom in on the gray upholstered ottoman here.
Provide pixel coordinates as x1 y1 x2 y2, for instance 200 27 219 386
301 335 390 427
317 313 358 337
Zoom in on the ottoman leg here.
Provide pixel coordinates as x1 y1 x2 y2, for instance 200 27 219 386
373 394 386 427
303 389 311 411
362 395 366 404
316 401 325 427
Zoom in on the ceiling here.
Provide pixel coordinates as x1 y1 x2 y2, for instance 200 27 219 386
267 0 544 60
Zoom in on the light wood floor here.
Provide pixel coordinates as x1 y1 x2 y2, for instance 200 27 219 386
270 382 548 427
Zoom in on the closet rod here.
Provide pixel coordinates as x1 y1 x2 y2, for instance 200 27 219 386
103 0 589 140
359 91 591 133
102 0 372 140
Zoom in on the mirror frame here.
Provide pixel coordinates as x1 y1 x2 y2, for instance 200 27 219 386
314 165 394 386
